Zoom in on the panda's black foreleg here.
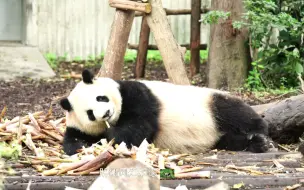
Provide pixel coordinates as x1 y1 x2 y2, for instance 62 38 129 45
106 117 158 149
63 127 104 155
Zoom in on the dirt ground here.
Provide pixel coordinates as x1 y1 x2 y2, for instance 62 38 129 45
0 61 297 120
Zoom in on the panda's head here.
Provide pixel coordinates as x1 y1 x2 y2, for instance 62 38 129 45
59 70 122 135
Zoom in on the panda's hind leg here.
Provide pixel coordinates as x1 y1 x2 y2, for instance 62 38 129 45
215 132 269 153
211 93 270 153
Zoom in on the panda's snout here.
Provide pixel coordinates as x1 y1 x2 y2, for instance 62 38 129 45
102 110 110 119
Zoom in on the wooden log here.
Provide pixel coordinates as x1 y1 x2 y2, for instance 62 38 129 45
299 142 304 155
109 0 152 13
145 0 190 85
97 9 135 80
128 43 208 50
251 94 304 144
190 0 201 77
134 16 150 78
135 8 210 16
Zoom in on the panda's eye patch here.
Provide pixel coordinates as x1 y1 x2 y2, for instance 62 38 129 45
96 96 109 102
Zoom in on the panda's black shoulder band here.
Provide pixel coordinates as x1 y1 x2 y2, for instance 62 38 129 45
82 69 94 84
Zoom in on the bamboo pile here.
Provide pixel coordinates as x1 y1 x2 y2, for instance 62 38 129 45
0 106 211 179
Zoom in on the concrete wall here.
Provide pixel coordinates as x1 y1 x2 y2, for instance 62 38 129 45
0 0 23 41
24 0 211 61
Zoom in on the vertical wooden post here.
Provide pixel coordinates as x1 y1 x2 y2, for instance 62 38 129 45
146 0 190 85
190 0 201 77
97 9 135 80
134 16 150 78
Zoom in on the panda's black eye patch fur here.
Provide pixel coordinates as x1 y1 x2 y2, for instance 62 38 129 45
96 96 109 102
87 110 96 121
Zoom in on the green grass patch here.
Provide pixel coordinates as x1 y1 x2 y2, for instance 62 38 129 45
146 50 208 63
44 49 209 69
235 86 299 99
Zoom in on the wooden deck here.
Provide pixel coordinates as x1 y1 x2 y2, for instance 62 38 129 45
3 151 304 190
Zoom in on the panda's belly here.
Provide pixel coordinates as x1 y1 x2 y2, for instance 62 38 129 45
139 80 224 154
152 100 222 154
153 112 221 154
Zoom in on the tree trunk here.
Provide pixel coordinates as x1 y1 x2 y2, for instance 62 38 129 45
207 0 251 90
190 0 202 77
134 16 150 78
97 9 135 80
146 0 190 85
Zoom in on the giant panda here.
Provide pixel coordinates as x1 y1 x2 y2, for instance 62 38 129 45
60 69 270 156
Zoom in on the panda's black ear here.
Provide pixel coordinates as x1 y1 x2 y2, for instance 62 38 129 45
82 69 94 84
60 98 72 112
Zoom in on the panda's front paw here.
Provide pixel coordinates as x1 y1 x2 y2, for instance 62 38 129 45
247 134 269 153
63 138 90 156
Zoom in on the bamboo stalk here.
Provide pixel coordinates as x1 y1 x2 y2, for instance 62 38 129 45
0 106 7 122
41 129 63 142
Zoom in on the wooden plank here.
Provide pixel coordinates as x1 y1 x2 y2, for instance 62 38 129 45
196 152 302 160
193 159 301 168
109 0 152 13
190 0 201 77
161 177 304 189
128 43 207 50
134 16 150 78
135 8 209 16
4 182 92 190
4 174 304 190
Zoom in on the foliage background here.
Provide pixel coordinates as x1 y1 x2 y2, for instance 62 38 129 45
201 0 304 91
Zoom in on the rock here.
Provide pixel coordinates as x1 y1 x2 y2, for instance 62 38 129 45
88 158 159 190
0 44 55 81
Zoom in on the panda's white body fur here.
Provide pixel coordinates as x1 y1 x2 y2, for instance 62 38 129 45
138 80 223 153
60 70 269 156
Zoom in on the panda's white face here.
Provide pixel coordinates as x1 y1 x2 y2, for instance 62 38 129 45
61 76 122 135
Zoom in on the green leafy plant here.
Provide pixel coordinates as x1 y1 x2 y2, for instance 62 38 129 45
45 53 58 69
199 11 231 24
45 53 68 69
201 0 304 90
233 0 304 89
245 61 265 90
